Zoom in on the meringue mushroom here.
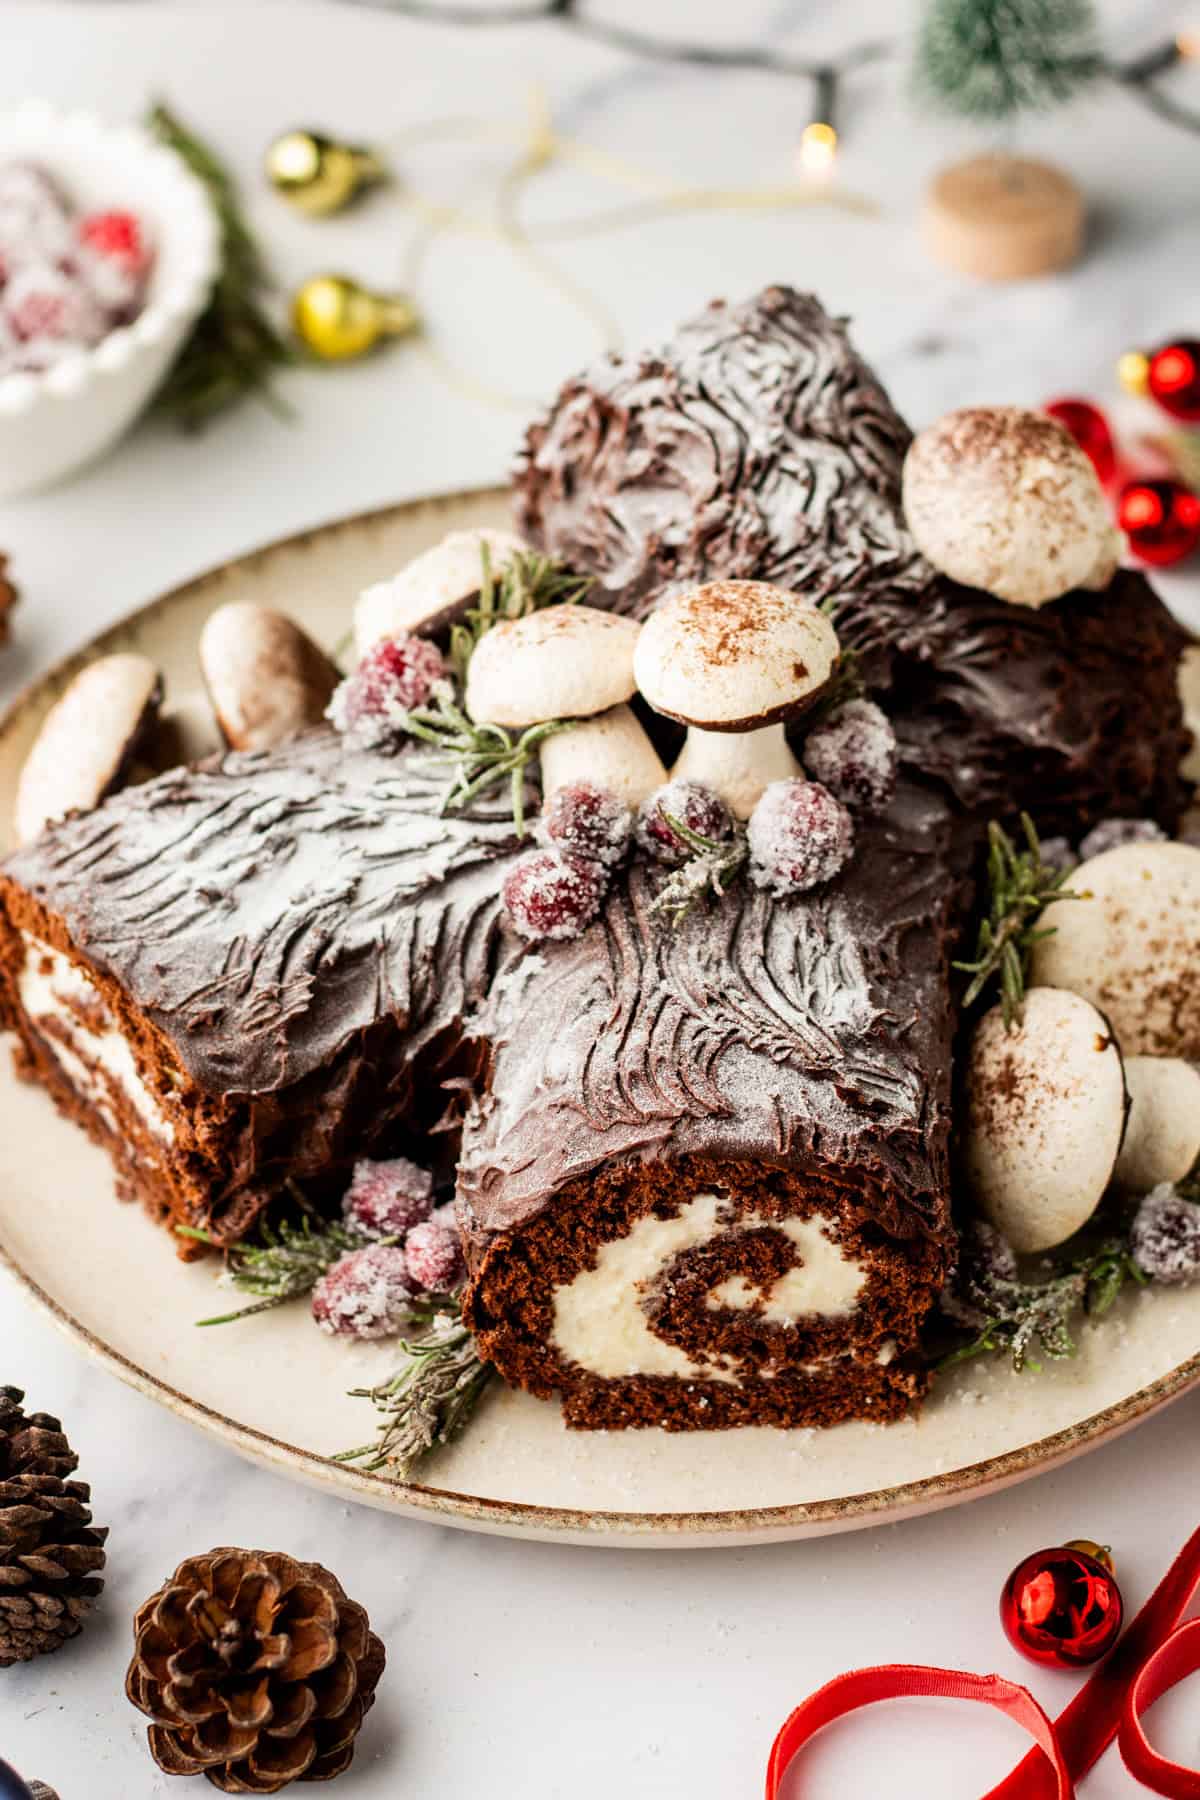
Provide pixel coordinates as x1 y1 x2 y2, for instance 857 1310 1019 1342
465 604 666 807
14 653 162 845
354 528 529 656
1179 643 1200 783
200 603 339 754
964 987 1127 1253
1113 1057 1200 1194
633 580 840 818
1031 841 1200 1058
903 406 1121 608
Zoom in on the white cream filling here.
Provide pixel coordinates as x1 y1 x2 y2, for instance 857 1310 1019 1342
18 934 174 1145
551 1191 866 1382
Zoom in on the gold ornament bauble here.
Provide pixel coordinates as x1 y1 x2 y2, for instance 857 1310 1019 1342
266 129 386 216
292 275 418 361
1118 349 1151 397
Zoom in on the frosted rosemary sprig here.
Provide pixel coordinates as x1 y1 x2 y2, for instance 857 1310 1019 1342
938 1221 1145 1374
400 686 574 837
953 813 1079 1028
650 814 749 926
448 545 592 683
333 1300 494 1479
179 1204 383 1326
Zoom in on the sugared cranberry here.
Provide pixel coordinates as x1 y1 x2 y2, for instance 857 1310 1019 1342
3 262 105 345
327 633 446 746
803 698 898 814
502 849 607 941
636 780 734 865
342 1156 434 1239
405 1208 466 1293
747 779 854 896
1131 1184 1200 1284
311 1242 414 1340
537 781 632 868
78 209 149 269
1078 817 1167 861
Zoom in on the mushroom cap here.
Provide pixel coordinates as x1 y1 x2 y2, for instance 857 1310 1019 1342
1114 1056 1200 1194
964 986 1127 1253
14 653 162 845
464 604 642 727
1031 841 1200 1058
902 406 1120 608
633 580 841 731
200 603 338 753
355 528 528 655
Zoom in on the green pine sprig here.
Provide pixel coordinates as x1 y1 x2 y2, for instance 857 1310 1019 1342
333 1300 494 1480
401 686 574 837
147 102 294 429
913 0 1104 124
938 1226 1146 1375
178 1200 385 1325
448 546 593 683
649 814 749 926
953 813 1078 1028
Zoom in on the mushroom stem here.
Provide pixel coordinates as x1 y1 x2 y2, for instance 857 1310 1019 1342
539 703 667 809
671 723 803 820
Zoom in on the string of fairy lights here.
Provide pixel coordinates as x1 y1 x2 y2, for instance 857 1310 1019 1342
338 1 1200 165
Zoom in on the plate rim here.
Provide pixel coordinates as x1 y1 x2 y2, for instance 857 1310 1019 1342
3 485 1198 1545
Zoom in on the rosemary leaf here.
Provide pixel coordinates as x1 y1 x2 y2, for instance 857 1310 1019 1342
179 1208 385 1326
448 547 592 683
650 815 750 926
147 102 294 430
400 689 575 834
953 812 1079 1028
333 1301 493 1479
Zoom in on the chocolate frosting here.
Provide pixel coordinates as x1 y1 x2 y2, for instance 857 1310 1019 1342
459 777 959 1256
2 730 526 1097
515 286 1191 834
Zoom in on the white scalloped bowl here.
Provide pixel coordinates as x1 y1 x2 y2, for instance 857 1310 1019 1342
0 101 220 499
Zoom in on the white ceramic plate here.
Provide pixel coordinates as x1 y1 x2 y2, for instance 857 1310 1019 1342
2 488 1199 1548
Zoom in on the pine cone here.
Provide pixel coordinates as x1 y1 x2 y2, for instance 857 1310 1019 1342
0 553 16 645
0 1385 107 1667
126 1547 386 1793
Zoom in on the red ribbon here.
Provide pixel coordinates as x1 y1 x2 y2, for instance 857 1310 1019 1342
766 1525 1200 1799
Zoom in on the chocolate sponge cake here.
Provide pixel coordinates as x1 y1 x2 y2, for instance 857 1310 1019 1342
459 777 960 1429
514 286 1191 837
0 734 526 1248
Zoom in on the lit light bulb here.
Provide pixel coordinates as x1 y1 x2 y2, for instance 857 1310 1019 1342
798 121 838 177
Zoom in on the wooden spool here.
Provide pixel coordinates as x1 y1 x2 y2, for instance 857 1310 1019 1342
922 152 1085 281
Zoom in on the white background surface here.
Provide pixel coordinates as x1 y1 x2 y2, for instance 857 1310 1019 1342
2 3 1200 1795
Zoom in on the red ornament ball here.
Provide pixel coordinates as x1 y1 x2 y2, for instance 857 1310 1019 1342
1147 339 1200 423
1044 398 1117 486
1000 1542 1123 1668
1118 477 1200 567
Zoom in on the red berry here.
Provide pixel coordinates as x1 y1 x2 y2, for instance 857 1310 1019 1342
405 1209 465 1293
311 1243 414 1340
538 781 632 868
78 210 147 269
803 699 898 814
747 779 854 896
503 849 607 941
3 262 105 345
342 1156 434 1239
636 780 733 865
328 634 446 745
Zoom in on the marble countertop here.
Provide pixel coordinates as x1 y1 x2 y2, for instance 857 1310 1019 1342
3 3 1200 1795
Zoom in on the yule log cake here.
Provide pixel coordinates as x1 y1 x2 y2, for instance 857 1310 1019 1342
515 286 1190 837
0 285 1193 1443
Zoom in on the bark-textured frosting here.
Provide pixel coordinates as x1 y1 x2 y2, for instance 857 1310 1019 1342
459 777 959 1258
515 285 1191 835
515 285 928 622
2 730 525 1096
